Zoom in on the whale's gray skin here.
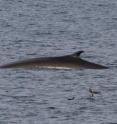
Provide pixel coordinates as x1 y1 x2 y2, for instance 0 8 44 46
0 51 108 69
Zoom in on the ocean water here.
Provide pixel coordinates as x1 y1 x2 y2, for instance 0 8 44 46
0 0 117 124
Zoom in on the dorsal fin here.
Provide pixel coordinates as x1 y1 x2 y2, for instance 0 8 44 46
71 50 84 57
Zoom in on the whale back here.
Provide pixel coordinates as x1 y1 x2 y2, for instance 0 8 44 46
0 50 108 69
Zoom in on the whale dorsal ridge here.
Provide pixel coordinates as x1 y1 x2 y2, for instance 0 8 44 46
71 50 84 57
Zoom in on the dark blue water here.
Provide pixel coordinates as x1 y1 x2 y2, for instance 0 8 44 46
0 0 117 124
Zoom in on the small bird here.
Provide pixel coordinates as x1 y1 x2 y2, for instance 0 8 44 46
89 88 100 97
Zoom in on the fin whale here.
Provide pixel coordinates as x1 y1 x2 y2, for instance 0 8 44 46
0 51 108 69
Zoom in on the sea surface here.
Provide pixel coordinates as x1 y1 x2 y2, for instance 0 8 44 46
0 0 117 124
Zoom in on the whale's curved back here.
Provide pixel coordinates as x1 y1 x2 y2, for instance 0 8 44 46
0 50 108 69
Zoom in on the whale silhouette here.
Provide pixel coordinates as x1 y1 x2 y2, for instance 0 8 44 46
0 51 108 69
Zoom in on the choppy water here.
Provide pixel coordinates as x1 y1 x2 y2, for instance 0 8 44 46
0 0 117 124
